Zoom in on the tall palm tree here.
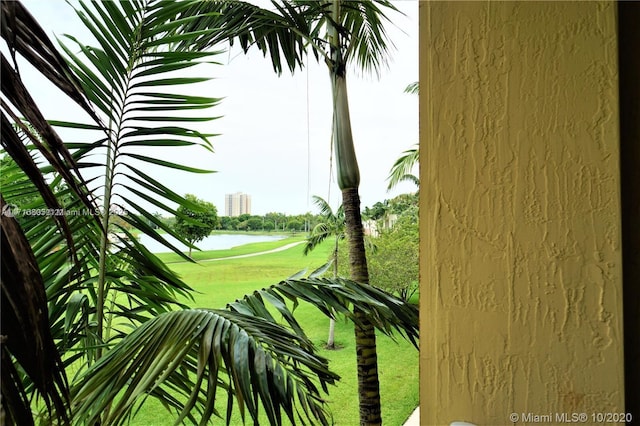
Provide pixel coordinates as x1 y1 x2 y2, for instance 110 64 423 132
2 2 418 425
304 195 345 349
180 2 403 423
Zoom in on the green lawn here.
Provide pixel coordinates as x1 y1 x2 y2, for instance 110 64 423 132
130 239 419 425
156 236 305 263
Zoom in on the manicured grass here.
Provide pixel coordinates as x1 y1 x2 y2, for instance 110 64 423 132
130 239 419 425
155 236 305 264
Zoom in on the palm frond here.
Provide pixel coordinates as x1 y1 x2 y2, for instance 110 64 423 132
304 196 344 255
228 276 419 349
177 1 400 77
50 0 225 354
1 0 101 213
404 81 419 95
69 274 418 426
176 0 312 75
340 1 400 76
1 196 70 425
1 150 104 368
1 1 104 422
70 309 338 426
311 195 334 219
304 223 332 255
398 173 420 188
1 47 96 255
387 144 419 190
0 1 100 124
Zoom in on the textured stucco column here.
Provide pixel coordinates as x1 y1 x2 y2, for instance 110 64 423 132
418 2 625 424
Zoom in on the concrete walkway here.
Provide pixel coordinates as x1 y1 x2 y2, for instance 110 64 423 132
199 241 305 262
403 407 420 426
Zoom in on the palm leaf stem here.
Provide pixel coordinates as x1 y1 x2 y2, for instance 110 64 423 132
94 4 145 358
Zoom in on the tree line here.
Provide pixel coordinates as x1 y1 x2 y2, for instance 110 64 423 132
163 192 418 234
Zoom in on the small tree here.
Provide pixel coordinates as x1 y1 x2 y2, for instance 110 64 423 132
263 220 275 232
174 194 218 257
368 214 418 302
247 217 263 231
304 196 345 349
287 219 302 233
363 201 388 221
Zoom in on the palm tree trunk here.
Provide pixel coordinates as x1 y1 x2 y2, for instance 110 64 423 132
328 0 381 420
327 317 336 348
343 187 381 426
332 71 382 424
327 240 339 349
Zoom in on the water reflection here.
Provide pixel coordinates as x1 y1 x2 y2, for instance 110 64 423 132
137 233 286 253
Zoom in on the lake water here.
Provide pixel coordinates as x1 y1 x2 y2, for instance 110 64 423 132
138 233 287 253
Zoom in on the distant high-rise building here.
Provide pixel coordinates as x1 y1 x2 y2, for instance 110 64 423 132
225 192 251 217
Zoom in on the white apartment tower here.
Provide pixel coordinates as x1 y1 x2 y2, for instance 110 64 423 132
225 192 251 217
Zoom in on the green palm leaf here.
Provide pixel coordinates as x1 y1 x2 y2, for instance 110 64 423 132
179 1 398 77
387 144 419 190
71 309 338 426
1 1 104 422
304 196 344 255
1 195 71 425
336 1 400 76
229 277 419 349
404 81 419 95
387 83 419 190
69 274 418 426
50 0 223 360
174 0 313 75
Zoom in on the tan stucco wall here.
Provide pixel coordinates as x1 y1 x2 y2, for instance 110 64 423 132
418 2 625 424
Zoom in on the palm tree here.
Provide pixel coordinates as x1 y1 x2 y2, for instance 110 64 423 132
180 2 403 423
304 195 345 349
0 0 326 422
1 2 418 425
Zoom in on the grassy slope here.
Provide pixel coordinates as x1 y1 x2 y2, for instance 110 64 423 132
156 236 305 263
131 240 419 425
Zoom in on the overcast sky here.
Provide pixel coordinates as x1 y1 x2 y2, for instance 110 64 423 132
20 1 418 216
